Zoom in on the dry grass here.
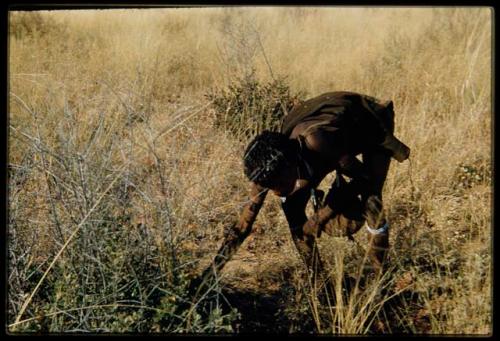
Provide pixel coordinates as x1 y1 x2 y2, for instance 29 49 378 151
8 7 491 334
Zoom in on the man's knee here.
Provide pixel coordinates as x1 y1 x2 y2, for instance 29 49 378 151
320 180 366 236
322 214 364 236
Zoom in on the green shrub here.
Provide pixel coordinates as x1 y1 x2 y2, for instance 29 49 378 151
206 72 305 141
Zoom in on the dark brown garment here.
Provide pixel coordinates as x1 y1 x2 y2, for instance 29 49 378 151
281 91 409 162
281 91 367 136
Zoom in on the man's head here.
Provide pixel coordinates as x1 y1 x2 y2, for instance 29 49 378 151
243 130 298 196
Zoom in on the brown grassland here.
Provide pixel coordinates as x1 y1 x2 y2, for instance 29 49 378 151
7 7 492 334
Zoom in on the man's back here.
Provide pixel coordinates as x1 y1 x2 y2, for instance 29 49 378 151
281 91 389 134
281 91 408 163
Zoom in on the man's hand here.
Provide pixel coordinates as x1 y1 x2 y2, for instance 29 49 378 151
186 264 219 301
302 215 321 238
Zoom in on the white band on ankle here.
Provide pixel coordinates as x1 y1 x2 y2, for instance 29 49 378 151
366 221 389 235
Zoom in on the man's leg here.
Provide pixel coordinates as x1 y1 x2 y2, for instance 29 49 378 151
281 188 334 299
361 102 395 272
361 148 392 272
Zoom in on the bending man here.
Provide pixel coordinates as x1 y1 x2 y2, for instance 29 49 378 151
191 91 410 297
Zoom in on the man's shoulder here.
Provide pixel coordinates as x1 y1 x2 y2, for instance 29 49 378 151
281 91 361 136
292 91 360 111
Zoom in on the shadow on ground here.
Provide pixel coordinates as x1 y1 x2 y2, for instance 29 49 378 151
221 285 300 333
214 264 431 334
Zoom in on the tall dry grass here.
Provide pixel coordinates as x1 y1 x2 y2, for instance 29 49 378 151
8 7 491 334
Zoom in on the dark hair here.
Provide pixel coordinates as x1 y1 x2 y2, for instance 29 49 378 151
243 130 296 187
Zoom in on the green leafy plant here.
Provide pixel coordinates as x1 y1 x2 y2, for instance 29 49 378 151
206 71 305 140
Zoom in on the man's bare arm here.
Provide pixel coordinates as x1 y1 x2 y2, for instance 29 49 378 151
189 182 268 296
206 181 268 273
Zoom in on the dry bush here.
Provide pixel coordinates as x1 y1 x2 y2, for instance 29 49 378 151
206 72 305 140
